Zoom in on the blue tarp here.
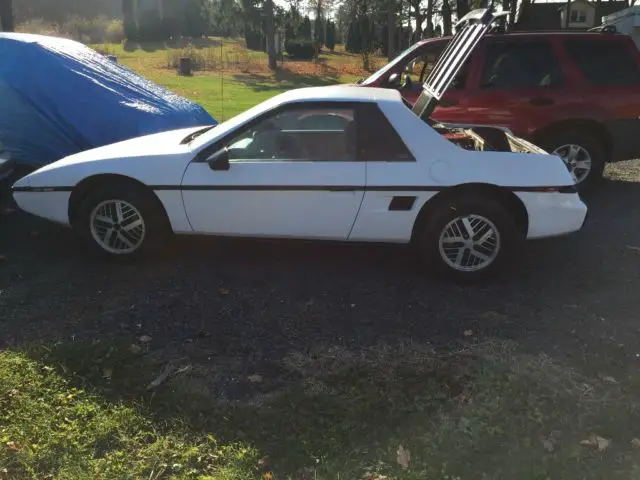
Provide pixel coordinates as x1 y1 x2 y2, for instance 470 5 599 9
0 33 216 167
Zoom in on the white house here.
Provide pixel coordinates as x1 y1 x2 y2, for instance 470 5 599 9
558 0 595 29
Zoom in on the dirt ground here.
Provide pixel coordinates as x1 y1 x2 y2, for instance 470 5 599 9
1 161 640 381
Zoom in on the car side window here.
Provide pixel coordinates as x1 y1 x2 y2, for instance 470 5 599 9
226 106 357 162
404 44 468 90
357 103 415 161
565 40 640 86
481 41 563 89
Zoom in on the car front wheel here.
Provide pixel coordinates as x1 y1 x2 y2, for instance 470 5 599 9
417 195 521 283
74 183 168 258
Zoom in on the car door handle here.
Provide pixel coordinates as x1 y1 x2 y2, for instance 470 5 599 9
439 98 459 107
528 97 554 106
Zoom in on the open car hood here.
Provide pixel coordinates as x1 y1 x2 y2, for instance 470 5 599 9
412 8 506 120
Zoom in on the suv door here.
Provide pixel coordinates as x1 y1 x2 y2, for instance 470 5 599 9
562 37 640 161
433 38 575 137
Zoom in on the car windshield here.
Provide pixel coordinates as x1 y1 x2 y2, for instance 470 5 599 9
361 42 424 84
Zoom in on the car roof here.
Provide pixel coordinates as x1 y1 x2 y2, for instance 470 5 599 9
272 85 400 104
422 30 626 44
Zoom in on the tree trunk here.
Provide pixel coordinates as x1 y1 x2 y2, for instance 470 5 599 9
442 0 452 36
414 12 424 40
594 0 602 26
387 0 396 60
0 0 14 32
265 0 277 69
425 0 434 37
456 0 470 24
508 0 517 25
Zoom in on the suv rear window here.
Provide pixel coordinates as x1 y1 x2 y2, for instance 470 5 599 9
565 40 640 86
481 41 563 89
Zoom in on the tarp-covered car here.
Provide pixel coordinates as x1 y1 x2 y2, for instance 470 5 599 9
0 33 216 168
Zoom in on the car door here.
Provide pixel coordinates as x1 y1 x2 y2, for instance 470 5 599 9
181 102 366 240
433 38 573 137
562 37 640 160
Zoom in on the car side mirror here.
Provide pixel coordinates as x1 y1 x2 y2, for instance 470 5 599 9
388 73 401 88
207 148 230 171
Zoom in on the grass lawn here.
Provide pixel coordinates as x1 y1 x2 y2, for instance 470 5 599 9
91 39 372 120
3 338 640 479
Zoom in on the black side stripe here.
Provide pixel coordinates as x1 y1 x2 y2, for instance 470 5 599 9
13 185 577 193
12 186 73 192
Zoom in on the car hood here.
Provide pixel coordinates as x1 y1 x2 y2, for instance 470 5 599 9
35 125 206 173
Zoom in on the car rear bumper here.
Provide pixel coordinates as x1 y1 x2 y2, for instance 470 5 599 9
515 191 588 239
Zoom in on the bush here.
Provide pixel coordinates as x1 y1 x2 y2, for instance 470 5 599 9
16 18 61 37
18 16 125 44
285 38 315 59
104 19 125 43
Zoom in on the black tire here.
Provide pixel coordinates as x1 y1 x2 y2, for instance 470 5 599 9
416 194 522 284
539 129 606 191
74 182 169 258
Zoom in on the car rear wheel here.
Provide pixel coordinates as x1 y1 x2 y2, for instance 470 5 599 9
540 130 606 191
74 183 168 258
416 194 521 283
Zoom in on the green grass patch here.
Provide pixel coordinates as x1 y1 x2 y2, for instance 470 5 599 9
5 339 640 479
87 39 368 120
0 349 259 479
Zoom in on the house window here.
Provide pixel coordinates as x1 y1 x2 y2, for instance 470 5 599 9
570 9 586 22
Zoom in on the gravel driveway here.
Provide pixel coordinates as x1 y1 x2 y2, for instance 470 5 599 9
2 162 640 379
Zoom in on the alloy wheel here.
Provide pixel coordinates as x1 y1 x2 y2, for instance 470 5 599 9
553 143 592 184
438 214 501 272
89 200 146 254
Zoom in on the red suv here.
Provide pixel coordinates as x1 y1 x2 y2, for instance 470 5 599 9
359 30 640 189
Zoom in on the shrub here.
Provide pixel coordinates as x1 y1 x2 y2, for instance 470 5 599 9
104 19 125 43
16 18 61 37
285 38 315 59
166 44 207 71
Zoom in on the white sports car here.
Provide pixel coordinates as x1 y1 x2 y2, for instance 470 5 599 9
11 9 587 282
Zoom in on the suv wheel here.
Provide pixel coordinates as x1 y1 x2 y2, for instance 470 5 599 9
541 130 606 190
416 194 521 283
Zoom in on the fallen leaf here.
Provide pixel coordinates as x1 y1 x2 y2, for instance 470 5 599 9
129 344 142 354
102 368 113 380
248 374 263 383
262 472 273 480
580 434 611 451
540 435 555 452
146 362 178 390
0 207 15 215
219 288 231 295
481 311 507 321
626 245 640 254
600 375 617 384
0 255 6 262
30 231 40 237
0 467 8 480
6 441 20 452
139 335 152 343
632 438 640 448
396 444 410 469
463 329 474 337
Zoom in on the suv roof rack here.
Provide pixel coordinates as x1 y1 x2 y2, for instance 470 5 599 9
588 24 618 33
